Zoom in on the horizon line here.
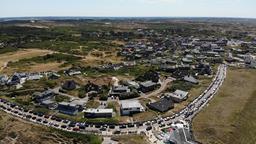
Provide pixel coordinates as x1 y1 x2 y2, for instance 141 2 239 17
1 15 256 20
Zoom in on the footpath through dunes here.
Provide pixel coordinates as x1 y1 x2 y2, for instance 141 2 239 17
0 48 53 72
192 68 256 144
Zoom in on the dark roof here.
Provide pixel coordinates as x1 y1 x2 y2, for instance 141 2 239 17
147 97 174 112
62 80 76 90
84 82 101 93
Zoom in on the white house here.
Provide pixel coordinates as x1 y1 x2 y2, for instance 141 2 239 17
120 100 144 116
84 108 113 118
166 90 189 102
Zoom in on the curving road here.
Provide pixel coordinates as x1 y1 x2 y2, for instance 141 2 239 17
0 64 227 144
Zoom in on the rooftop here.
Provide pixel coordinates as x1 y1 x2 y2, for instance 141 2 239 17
121 100 144 109
84 108 113 114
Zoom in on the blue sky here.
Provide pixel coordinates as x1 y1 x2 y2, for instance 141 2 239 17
1 0 256 18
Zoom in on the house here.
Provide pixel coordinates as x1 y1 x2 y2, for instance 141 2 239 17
65 69 81 76
139 81 160 93
33 90 56 103
120 100 144 116
62 80 77 91
0 75 8 85
163 120 196 144
41 99 58 109
166 90 189 102
182 58 193 63
147 96 174 112
195 63 212 75
110 85 131 96
245 54 256 68
125 81 140 89
58 102 78 115
84 82 101 93
183 75 199 84
7 74 21 86
27 74 43 81
70 100 86 111
84 108 113 118
48 72 60 80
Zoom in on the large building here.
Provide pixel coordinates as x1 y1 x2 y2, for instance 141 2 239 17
163 120 196 144
84 108 113 118
120 100 144 116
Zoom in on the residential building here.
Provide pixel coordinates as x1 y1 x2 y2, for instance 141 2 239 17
183 75 199 84
27 74 43 81
65 69 81 76
0 75 8 85
33 90 55 103
110 85 131 96
245 54 256 68
139 81 159 93
147 96 174 112
58 102 78 115
166 90 189 103
120 100 144 116
62 80 77 91
163 120 196 144
84 108 113 118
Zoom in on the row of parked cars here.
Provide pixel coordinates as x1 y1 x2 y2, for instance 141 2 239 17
0 98 160 134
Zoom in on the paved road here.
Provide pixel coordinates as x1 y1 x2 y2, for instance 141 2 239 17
0 65 227 144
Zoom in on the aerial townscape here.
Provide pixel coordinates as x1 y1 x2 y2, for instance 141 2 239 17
0 1 256 144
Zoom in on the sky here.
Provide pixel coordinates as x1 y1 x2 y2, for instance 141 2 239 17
1 0 256 18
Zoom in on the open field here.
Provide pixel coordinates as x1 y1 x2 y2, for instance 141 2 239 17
3 62 67 73
192 68 256 144
0 111 102 144
0 49 53 73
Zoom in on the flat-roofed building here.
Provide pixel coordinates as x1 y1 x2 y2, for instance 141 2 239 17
139 81 159 93
120 100 144 116
166 90 189 102
110 85 131 97
84 108 113 118
58 102 78 115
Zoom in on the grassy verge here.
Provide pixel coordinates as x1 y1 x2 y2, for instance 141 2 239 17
111 135 147 144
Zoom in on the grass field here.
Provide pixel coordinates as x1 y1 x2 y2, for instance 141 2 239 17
192 68 256 144
0 49 53 73
0 111 102 144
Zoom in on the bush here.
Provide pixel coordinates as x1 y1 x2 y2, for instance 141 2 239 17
167 80 194 92
50 128 102 144
55 95 70 102
99 95 108 101
118 91 140 100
